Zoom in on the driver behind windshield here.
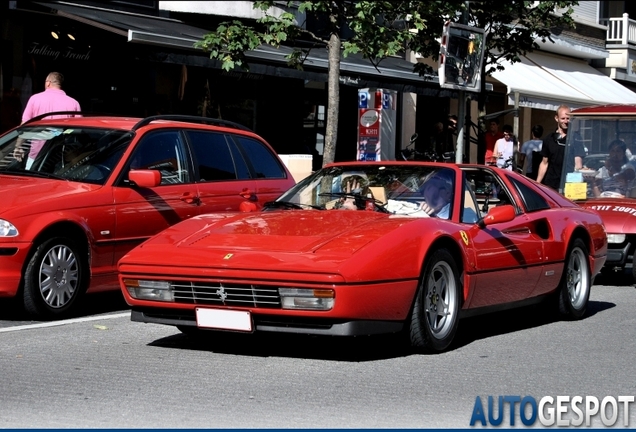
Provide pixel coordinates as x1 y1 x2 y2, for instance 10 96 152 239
419 170 454 219
592 139 635 198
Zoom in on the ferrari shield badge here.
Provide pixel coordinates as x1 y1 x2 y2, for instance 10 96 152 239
460 230 469 246
223 253 234 260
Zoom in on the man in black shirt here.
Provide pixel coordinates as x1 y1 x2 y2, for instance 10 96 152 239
536 105 584 191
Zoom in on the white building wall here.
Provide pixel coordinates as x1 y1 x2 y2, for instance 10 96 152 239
570 2 600 26
159 1 291 20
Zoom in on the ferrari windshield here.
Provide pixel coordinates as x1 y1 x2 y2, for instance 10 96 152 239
271 164 456 217
0 126 131 185
561 115 636 200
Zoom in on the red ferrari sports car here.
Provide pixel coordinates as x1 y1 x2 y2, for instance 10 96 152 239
119 161 607 352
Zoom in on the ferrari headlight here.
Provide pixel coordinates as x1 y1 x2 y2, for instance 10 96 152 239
0 219 18 237
607 234 626 244
279 288 334 310
123 279 173 302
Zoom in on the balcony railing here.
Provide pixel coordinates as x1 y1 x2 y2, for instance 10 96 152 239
600 13 636 45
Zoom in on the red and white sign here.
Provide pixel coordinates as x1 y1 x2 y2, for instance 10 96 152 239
359 109 380 136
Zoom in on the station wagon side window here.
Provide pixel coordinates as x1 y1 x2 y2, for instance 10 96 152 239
129 130 190 185
509 177 550 213
233 136 287 179
185 130 249 181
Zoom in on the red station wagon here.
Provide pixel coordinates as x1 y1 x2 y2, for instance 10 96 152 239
0 113 295 319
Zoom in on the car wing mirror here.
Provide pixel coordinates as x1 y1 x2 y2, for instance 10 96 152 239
129 169 161 188
478 204 516 228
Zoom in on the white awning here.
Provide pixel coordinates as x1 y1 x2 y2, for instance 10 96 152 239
491 51 636 111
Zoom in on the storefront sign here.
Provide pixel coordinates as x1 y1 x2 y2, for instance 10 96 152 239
27 42 91 61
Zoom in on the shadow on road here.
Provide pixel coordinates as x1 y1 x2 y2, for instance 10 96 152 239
451 299 615 350
0 291 129 323
148 298 616 361
594 271 634 287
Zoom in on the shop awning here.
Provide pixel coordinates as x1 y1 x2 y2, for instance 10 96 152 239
33 1 444 93
32 1 449 95
491 51 636 111
248 45 439 86
35 1 209 50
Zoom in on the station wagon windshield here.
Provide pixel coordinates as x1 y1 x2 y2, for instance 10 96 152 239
0 126 131 185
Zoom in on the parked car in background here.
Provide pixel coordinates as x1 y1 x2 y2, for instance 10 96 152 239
0 112 295 319
560 104 636 281
119 161 607 353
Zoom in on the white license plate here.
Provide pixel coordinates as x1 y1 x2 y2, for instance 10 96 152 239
195 308 253 332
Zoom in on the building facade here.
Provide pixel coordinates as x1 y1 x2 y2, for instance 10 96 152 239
2 1 636 165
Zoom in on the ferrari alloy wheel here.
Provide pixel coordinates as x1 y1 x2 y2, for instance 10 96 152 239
410 248 461 352
23 237 88 319
558 238 591 319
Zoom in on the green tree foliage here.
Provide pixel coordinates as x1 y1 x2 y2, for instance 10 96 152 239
195 1 577 166
195 1 427 166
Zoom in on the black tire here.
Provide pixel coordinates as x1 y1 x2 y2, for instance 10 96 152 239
23 237 89 319
409 248 461 352
557 238 591 319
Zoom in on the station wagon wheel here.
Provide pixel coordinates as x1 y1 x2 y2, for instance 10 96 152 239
409 248 461 352
23 237 89 319
558 238 591 319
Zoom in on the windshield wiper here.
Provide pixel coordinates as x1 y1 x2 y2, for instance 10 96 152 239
0 168 66 181
263 200 324 210
18 170 67 181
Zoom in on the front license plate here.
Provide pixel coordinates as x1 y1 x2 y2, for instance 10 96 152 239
195 308 253 332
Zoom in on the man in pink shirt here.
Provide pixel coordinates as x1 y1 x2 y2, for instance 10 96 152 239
18 71 81 168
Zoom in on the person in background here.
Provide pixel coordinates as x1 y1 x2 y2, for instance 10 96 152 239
492 124 515 170
484 118 504 165
16 72 81 168
592 139 635 198
432 115 457 157
536 105 584 190
520 124 544 179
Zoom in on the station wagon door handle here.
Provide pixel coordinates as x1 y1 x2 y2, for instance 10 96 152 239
180 192 200 205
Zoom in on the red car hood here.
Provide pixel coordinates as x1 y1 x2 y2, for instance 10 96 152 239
579 198 636 234
0 174 98 216
121 210 436 277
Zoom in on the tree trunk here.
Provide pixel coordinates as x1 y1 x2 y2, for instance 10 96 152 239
323 31 341 166
476 57 488 164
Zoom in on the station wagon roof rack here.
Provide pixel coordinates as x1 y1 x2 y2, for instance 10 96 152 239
132 115 253 132
22 111 95 125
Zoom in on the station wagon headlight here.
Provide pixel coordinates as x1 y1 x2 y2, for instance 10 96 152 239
124 279 173 302
607 234 626 244
0 219 18 237
279 288 334 310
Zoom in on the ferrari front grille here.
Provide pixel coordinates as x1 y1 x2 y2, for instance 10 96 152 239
170 281 282 308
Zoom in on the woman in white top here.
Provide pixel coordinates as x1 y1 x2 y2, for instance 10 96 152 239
493 125 515 171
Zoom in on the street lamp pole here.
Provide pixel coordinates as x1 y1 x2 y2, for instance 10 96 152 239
455 1 470 164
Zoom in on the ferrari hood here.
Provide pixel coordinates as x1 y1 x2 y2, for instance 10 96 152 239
122 210 432 274
580 198 636 234
0 174 98 216
154 210 410 252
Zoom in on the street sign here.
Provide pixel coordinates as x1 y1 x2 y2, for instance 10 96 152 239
438 22 486 93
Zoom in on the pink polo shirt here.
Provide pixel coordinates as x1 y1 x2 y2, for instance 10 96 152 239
22 88 81 160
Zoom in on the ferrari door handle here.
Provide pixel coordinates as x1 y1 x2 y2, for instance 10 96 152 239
180 192 200 205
